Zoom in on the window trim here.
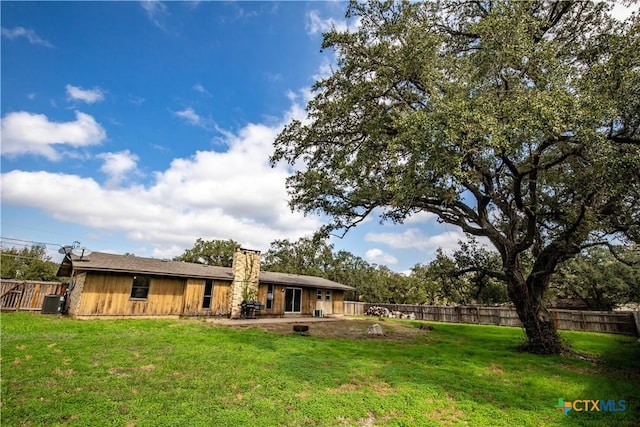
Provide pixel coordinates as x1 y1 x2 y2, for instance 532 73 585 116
266 284 274 310
202 279 214 309
130 276 150 300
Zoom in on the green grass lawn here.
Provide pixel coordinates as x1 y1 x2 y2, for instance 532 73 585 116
1 313 638 426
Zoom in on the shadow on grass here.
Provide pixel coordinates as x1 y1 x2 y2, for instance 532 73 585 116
555 330 640 426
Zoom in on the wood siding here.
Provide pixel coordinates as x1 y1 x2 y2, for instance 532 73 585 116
182 278 231 316
74 273 185 317
332 291 344 314
301 288 313 315
68 271 345 318
257 284 345 316
257 284 286 315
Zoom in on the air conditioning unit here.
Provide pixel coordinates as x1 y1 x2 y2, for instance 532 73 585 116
313 309 323 318
42 295 63 314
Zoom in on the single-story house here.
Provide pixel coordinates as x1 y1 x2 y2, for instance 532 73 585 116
56 248 354 319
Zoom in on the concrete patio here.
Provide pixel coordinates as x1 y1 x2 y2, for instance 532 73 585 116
205 315 345 326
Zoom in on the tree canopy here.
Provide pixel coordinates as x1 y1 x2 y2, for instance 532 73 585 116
0 245 59 281
550 245 640 310
175 235 636 310
173 238 240 267
272 0 640 354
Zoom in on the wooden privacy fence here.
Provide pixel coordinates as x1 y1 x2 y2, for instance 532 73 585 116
1 280 67 311
343 302 639 336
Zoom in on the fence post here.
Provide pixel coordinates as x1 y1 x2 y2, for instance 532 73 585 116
633 311 640 336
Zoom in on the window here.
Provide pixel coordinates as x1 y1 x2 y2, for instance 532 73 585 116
130 276 150 299
325 290 331 301
266 284 274 310
317 290 323 300
202 280 213 309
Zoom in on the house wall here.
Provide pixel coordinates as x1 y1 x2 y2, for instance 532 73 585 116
257 283 284 315
256 284 345 316
182 278 231 316
301 288 314 315
332 291 345 315
68 270 345 318
72 272 185 317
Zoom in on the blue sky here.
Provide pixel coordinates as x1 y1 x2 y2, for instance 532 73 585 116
1 1 477 272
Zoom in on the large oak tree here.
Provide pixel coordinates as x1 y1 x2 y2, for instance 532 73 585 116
272 0 640 354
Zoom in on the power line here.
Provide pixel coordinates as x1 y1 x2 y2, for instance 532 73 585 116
0 253 58 262
0 236 65 248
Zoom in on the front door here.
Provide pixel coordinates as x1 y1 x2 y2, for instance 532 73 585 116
284 288 302 313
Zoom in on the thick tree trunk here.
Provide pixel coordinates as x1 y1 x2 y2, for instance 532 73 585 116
506 272 562 355
514 299 562 355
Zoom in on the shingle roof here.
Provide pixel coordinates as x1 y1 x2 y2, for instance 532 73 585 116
259 271 353 290
59 251 234 280
57 251 354 291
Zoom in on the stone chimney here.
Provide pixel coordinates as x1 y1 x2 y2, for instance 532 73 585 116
229 248 261 318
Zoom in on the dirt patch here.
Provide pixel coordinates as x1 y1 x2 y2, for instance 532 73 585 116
108 367 129 377
224 318 431 341
337 412 376 427
487 363 504 376
426 406 465 426
61 414 81 424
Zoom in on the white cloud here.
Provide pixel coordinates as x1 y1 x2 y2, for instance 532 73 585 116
312 57 335 82
173 107 202 127
0 98 321 257
97 150 139 188
365 248 398 265
141 0 168 30
66 84 105 104
365 228 467 252
1 26 54 48
306 10 349 35
365 227 494 257
403 211 437 224
1 111 106 160
193 83 212 97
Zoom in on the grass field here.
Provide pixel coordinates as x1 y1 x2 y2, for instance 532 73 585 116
1 312 639 426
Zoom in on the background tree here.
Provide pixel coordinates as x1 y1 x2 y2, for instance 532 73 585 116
412 240 510 305
272 1 640 354
325 249 379 301
408 264 443 305
262 236 334 276
263 235 413 302
0 245 59 281
173 238 240 267
550 245 640 310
